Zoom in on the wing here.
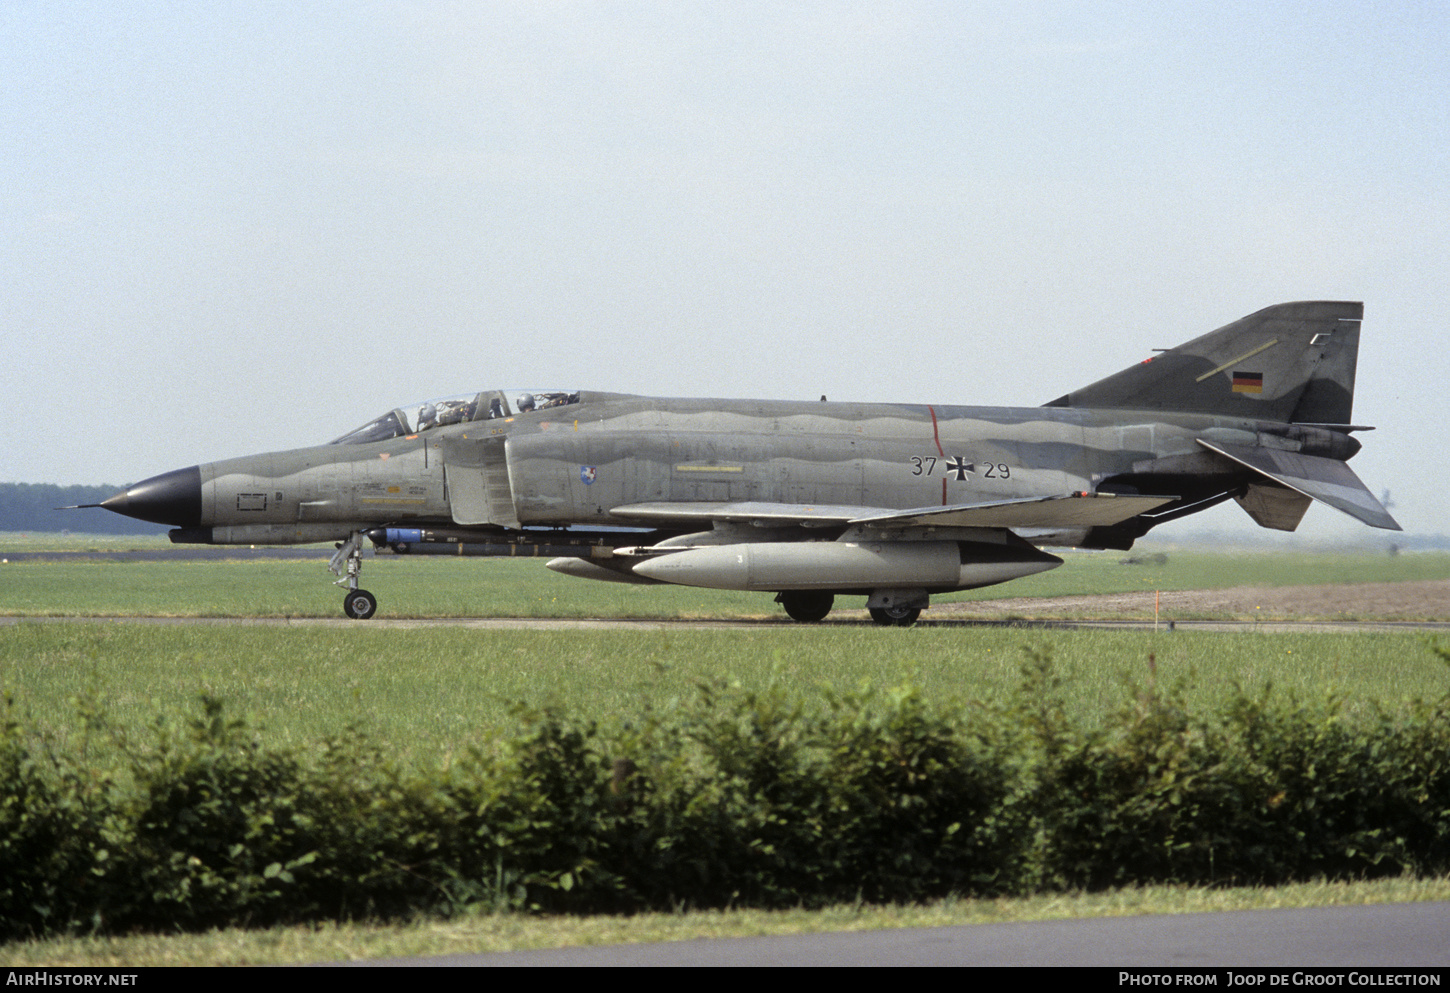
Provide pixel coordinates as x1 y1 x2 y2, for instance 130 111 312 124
848 493 1178 529
609 492 1177 531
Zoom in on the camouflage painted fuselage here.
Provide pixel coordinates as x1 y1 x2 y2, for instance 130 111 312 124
174 394 1355 547
98 302 1397 621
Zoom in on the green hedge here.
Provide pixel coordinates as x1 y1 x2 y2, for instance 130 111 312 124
3 648 1448 938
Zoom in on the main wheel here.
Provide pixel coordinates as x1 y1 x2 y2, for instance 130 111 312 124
342 589 378 620
778 591 834 623
869 605 921 627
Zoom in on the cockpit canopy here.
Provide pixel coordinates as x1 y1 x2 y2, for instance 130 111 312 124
330 390 581 445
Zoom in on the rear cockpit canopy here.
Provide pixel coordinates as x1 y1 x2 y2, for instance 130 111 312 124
329 390 581 445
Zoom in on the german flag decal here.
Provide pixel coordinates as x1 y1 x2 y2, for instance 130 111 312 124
1232 371 1264 393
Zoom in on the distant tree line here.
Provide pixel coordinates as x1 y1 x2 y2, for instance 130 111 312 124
0 482 168 536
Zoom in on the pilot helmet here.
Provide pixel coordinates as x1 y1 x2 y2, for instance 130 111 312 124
517 393 536 412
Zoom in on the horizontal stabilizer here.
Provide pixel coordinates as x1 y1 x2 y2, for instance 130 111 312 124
1196 440 1401 531
612 493 1177 531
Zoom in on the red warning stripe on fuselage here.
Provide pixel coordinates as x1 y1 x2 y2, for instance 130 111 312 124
928 405 947 504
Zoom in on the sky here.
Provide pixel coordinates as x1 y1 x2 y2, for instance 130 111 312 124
4 1 1447 544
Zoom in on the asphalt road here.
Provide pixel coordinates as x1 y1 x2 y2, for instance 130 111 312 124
336 902 1450 967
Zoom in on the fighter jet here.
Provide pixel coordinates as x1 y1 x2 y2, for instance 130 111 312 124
96 301 1398 624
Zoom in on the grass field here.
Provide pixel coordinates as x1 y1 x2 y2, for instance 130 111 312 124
0 532 174 553
2 544 1447 963
2 544 1448 619
3 623 1448 765
3 546 1447 763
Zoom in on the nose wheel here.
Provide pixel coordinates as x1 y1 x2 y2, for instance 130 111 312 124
343 589 378 620
330 531 380 619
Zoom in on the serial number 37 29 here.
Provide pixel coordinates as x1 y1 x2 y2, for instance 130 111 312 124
909 456 1011 479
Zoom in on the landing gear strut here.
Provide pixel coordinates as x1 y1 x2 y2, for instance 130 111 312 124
330 531 378 620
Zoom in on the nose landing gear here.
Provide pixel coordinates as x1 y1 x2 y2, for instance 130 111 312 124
330 532 378 620
342 588 377 619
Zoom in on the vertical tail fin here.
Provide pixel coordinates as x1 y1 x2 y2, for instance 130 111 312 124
1045 301 1363 423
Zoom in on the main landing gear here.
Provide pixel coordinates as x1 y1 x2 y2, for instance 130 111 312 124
868 605 921 627
773 590 923 626
776 591 835 623
331 531 378 620
865 588 927 627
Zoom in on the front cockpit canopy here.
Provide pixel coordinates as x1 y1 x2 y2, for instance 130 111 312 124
330 390 580 445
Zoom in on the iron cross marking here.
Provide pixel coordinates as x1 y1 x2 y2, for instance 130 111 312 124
945 457 976 481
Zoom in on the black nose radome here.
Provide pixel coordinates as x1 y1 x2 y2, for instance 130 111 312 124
101 466 202 527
